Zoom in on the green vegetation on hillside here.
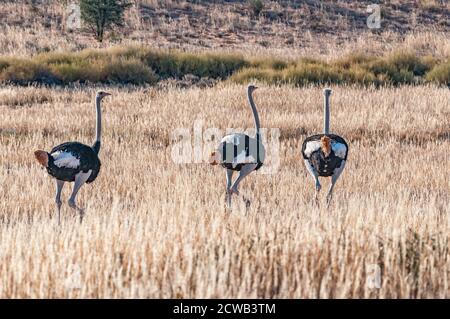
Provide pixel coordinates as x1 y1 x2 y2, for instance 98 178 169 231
0 46 448 87
232 53 444 86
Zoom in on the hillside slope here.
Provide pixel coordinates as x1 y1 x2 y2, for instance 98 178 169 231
0 1 449 58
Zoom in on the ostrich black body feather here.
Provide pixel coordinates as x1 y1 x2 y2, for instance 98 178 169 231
302 134 348 177
218 134 265 171
46 142 101 183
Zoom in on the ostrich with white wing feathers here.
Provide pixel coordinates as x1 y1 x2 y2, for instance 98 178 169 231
209 84 266 208
34 91 111 223
302 88 348 206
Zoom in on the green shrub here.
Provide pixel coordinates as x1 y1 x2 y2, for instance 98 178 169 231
298 57 327 66
345 65 378 85
0 58 12 72
109 45 146 59
0 46 447 86
230 67 282 84
49 55 156 84
142 51 246 79
283 63 342 86
248 0 264 17
105 57 157 84
78 49 111 61
0 59 57 85
251 58 289 70
333 54 376 69
200 54 247 78
421 55 438 72
141 51 178 78
35 52 78 65
177 54 218 78
50 60 105 83
171 53 242 79
366 57 417 85
385 51 431 76
426 62 450 84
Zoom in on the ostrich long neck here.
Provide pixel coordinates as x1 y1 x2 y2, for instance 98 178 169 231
93 96 102 154
324 92 330 134
247 88 261 137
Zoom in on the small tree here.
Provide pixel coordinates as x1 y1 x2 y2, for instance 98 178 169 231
248 0 264 17
80 0 132 42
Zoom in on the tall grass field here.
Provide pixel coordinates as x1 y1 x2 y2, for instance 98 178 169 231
0 0 449 300
0 85 448 298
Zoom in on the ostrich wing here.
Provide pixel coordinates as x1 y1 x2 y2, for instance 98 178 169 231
303 141 321 158
233 150 256 168
51 151 81 169
331 142 347 159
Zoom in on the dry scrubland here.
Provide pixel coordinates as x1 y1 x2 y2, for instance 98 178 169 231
1 1 449 88
0 84 449 298
0 0 449 299
0 1 449 59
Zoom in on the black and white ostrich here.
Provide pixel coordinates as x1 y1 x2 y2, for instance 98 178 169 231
302 88 348 206
209 84 265 207
34 91 111 223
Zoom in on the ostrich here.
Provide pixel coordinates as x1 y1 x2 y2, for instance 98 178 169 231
34 91 111 223
209 84 265 207
301 88 348 206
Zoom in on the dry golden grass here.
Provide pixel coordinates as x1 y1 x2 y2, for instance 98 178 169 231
0 84 449 298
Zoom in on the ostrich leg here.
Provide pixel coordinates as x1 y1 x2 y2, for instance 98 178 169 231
68 171 91 222
326 161 346 207
55 180 65 225
229 164 258 208
304 159 321 205
230 163 257 195
226 169 234 208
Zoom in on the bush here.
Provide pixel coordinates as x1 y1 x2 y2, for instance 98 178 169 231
106 58 157 84
0 59 58 85
229 52 447 87
0 46 447 87
333 54 376 69
345 65 378 85
248 0 264 17
0 58 11 72
426 62 450 84
230 67 282 84
0 47 247 86
48 55 156 85
250 58 289 70
385 51 432 76
174 53 242 79
50 60 105 83
142 51 247 79
35 52 78 65
283 63 342 86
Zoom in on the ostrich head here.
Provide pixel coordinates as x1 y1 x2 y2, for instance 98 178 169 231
209 151 220 165
247 84 258 93
321 136 331 157
96 91 111 99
